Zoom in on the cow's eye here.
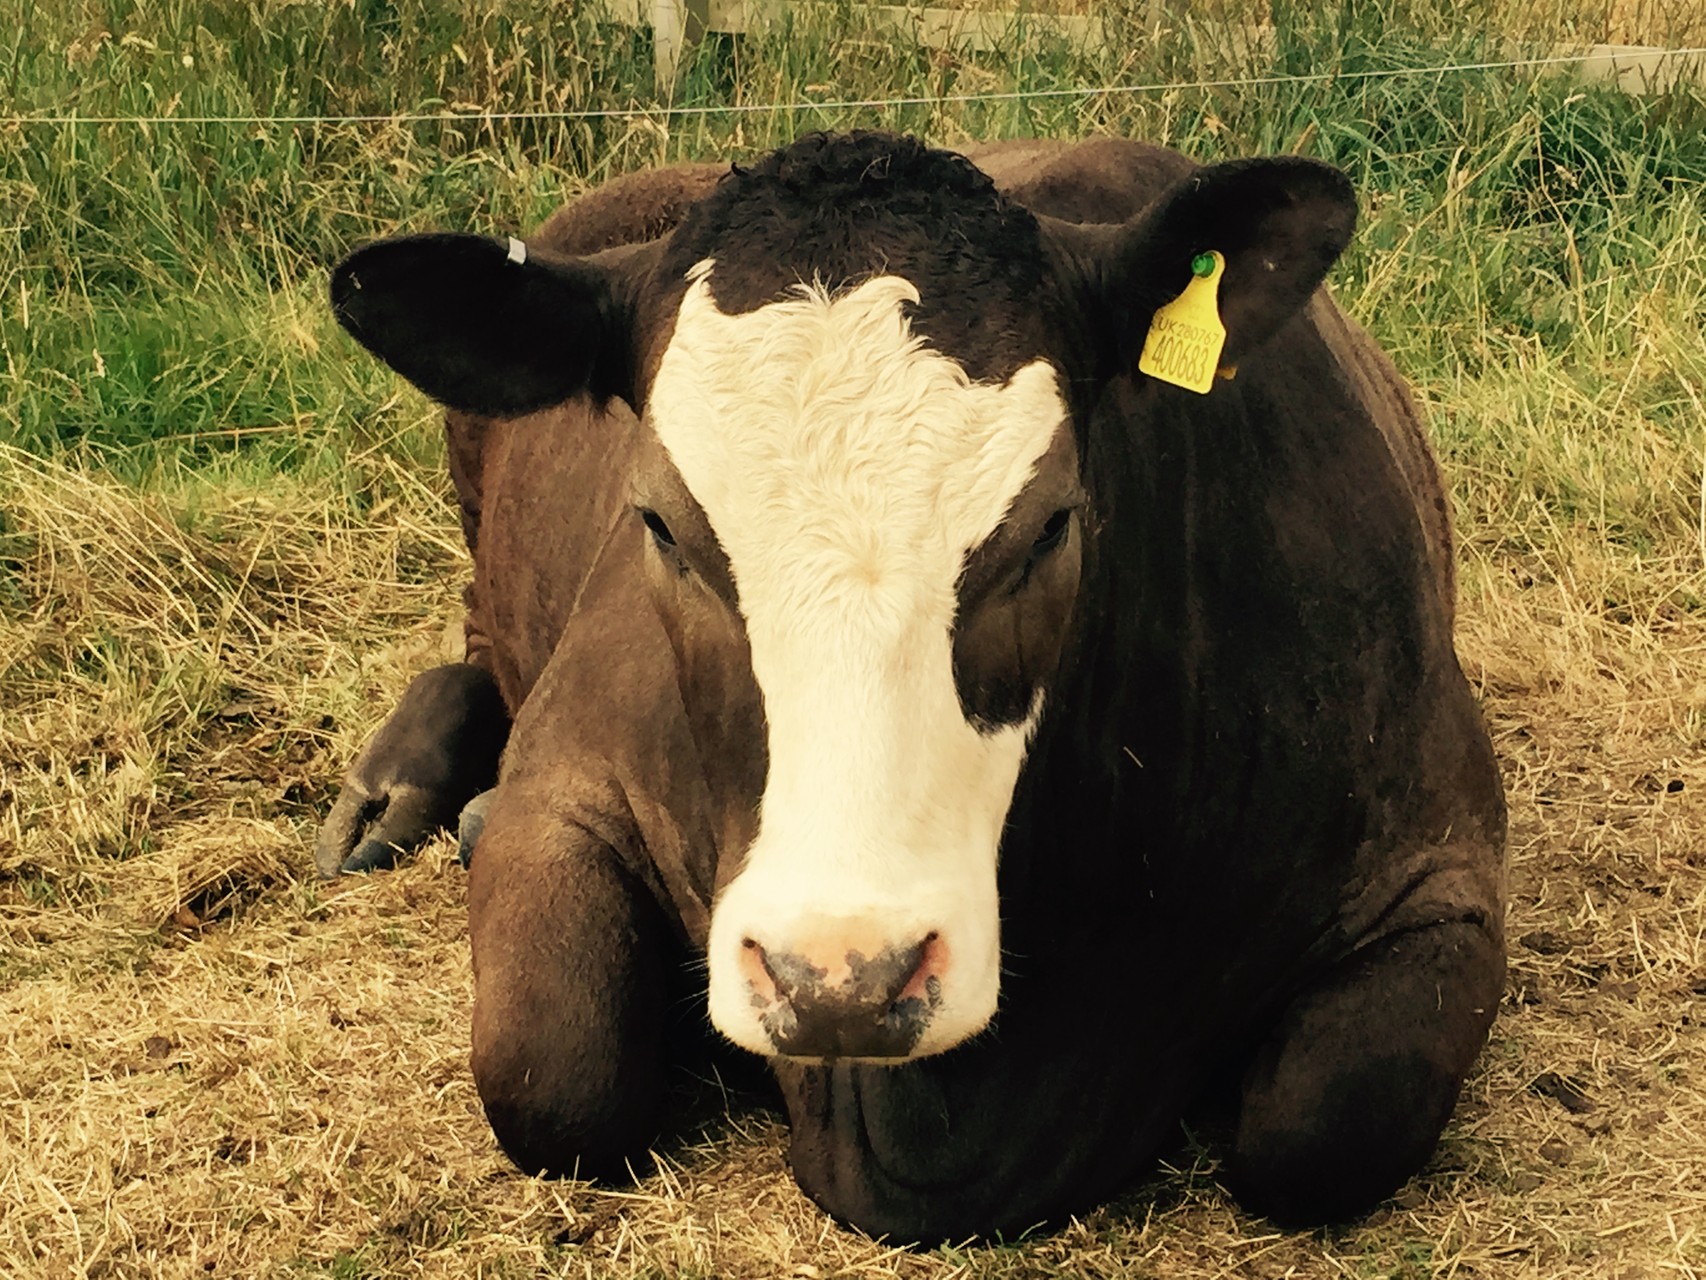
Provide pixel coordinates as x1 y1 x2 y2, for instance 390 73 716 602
1029 508 1071 559
640 508 677 548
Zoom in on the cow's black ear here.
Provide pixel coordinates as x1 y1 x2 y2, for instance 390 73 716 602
1105 157 1357 369
330 233 643 416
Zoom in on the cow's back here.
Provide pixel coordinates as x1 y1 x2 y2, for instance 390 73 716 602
532 163 726 256
972 135 1196 224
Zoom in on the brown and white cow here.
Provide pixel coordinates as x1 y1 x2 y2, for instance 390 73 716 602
317 133 1506 1241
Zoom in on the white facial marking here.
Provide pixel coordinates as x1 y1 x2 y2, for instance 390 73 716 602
651 261 1066 1060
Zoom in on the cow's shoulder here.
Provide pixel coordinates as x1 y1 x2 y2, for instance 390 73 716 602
1307 296 1458 623
531 163 727 257
969 137 1197 226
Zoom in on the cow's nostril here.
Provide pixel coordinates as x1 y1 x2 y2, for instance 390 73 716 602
737 936 781 1005
892 930 946 1005
748 930 943 1058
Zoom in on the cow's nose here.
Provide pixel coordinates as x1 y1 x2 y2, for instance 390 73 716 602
739 931 943 1059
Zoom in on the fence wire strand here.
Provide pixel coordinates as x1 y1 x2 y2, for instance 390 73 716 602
7 47 1705 127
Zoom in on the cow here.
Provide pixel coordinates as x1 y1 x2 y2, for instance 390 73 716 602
315 132 1507 1243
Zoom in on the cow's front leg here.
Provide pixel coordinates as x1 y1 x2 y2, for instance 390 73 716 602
315 663 510 876
1228 910 1504 1225
467 787 679 1179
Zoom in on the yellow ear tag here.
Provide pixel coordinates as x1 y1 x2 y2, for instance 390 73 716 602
1139 250 1229 395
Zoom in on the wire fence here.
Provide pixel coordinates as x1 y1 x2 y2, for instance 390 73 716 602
7 46 1705 128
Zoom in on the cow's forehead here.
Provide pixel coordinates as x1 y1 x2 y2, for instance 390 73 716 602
648 263 1068 621
653 136 1050 384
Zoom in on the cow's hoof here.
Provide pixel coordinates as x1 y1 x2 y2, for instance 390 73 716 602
340 835 404 875
458 788 496 869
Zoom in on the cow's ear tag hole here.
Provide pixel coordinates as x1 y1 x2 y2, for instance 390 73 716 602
1139 249 1231 395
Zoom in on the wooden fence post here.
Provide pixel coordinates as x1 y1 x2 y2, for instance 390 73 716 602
649 0 710 94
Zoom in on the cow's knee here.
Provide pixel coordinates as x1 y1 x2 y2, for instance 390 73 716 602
467 795 677 1180
1229 918 1503 1225
472 1014 664 1180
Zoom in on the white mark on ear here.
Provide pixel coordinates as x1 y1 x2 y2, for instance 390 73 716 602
506 237 527 265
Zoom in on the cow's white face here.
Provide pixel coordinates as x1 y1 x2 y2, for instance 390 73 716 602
646 262 1071 1061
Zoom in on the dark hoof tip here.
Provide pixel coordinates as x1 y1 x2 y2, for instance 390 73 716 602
458 788 496 869
341 839 401 875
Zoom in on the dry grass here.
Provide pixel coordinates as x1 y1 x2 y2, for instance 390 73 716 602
4 386 1705 1280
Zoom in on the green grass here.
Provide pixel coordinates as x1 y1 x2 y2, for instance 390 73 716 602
5 2 1704 491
